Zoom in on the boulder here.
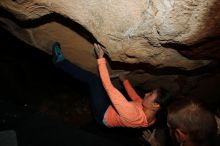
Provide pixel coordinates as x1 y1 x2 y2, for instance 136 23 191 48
0 0 220 98
0 0 219 71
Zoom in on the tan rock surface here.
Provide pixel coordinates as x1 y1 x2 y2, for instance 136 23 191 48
0 0 219 72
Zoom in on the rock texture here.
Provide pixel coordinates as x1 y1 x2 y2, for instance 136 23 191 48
0 0 219 71
0 0 220 100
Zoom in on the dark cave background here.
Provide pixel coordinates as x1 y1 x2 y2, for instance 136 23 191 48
0 25 219 146
0 27 92 125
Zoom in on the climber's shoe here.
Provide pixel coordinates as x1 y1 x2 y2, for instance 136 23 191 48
52 42 65 63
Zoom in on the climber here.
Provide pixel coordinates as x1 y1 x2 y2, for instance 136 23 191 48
52 42 172 128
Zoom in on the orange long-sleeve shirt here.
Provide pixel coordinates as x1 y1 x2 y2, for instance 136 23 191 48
97 58 155 128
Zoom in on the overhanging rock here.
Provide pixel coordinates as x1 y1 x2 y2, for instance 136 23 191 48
0 0 220 72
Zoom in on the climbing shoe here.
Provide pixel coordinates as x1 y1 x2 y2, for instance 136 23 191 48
52 42 65 63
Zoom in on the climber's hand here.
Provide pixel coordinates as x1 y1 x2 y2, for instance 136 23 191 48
94 43 108 58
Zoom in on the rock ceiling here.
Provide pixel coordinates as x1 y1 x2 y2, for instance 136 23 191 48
0 0 220 98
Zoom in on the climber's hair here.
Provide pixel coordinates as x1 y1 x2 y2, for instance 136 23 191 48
154 87 173 108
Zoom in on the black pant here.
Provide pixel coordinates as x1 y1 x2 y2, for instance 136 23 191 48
55 60 110 125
